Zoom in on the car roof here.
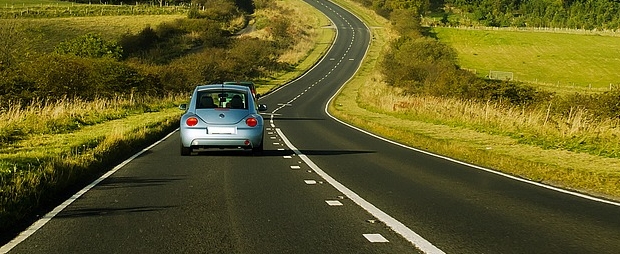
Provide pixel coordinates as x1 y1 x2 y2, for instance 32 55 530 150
223 81 254 85
195 84 252 92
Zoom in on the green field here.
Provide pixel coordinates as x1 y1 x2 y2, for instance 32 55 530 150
1 15 183 53
433 27 620 91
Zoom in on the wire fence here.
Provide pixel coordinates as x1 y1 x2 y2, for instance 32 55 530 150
465 69 619 92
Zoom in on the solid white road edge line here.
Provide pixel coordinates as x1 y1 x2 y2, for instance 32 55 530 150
0 129 179 254
324 92 620 208
320 0 620 209
275 128 445 254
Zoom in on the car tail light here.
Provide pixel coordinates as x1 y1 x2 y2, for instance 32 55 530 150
186 117 198 126
246 117 258 127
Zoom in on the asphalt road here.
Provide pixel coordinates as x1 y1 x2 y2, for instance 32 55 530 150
4 0 620 253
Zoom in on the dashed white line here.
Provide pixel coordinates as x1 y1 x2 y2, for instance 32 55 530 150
325 200 343 206
276 128 444 254
304 180 318 185
364 234 389 243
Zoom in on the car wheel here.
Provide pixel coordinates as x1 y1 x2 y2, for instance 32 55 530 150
252 137 264 155
181 145 192 156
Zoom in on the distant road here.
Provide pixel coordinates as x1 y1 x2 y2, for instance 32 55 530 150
4 0 620 253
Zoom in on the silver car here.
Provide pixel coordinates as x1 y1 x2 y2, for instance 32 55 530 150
179 84 268 156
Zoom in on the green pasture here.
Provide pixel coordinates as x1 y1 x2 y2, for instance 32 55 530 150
1 15 183 52
433 27 620 91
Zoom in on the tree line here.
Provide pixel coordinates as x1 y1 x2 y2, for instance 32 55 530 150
354 0 620 29
444 0 620 29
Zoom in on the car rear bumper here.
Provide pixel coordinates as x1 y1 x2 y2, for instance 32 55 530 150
180 127 263 148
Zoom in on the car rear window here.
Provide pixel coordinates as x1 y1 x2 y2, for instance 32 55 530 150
196 90 247 109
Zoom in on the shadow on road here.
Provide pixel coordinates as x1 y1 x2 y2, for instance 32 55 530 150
192 149 375 157
56 205 176 219
97 176 185 190
269 116 326 121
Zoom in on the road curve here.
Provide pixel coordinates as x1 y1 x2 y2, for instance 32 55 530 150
3 0 620 254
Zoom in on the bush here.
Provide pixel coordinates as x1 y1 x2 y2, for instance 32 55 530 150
11 54 163 102
27 54 94 99
0 74 37 106
553 91 620 120
462 79 551 106
119 26 160 59
381 36 458 93
54 33 122 60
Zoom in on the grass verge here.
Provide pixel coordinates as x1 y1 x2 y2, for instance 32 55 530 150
253 0 335 95
328 0 620 201
0 102 184 241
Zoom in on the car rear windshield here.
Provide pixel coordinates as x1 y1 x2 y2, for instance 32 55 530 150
196 90 247 109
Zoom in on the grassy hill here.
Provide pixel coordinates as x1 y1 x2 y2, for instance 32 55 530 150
433 27 620 92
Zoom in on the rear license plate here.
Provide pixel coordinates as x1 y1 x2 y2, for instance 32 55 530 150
208 126 237 134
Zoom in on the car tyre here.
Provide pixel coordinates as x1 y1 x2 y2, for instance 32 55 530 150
252 136 264 155
181 145 192 156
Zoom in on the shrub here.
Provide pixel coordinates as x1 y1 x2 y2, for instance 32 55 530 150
119 26 160 59
381 36 458 93
553 91 620 120
27 54 94 99
0 74 37 106
54 33 122 60
462 79 552 106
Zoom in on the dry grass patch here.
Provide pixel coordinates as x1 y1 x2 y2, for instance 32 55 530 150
244 0 334 94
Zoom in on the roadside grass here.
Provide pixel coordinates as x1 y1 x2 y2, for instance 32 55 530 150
0 95 181 145
249 0 335 95
0 95 186 233
328 0 620 200
432 27 620 92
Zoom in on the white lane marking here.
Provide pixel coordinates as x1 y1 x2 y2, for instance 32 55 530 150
276 128 444 253
305 180 318 185
0 130 179 253
364 234 389 243
283 156 292 159
290 165 301 170
326 200 344 206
